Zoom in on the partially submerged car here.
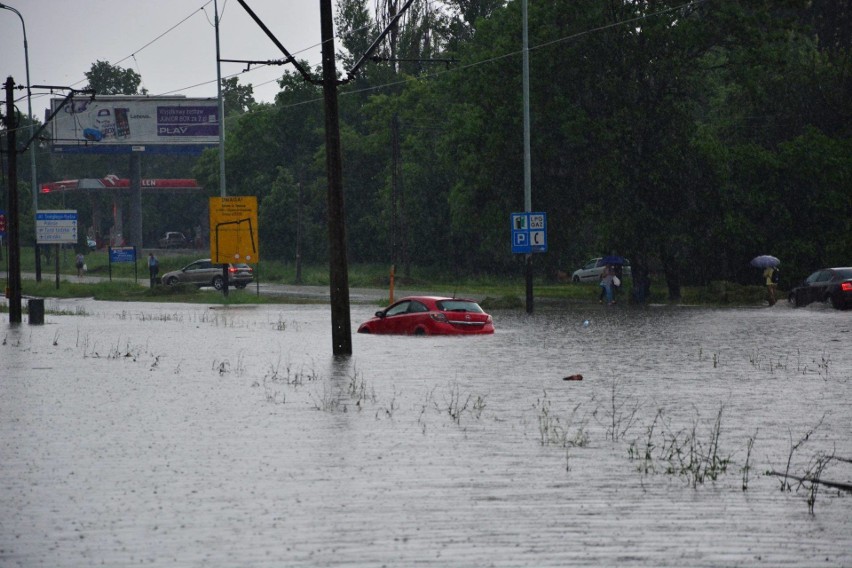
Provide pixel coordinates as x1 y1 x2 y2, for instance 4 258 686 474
788 267 852 310
357 296 494 335
161 259 253 290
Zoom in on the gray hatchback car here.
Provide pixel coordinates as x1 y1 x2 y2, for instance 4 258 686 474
161 258 253 290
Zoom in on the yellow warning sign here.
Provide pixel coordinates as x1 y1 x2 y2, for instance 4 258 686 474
209 196 259 264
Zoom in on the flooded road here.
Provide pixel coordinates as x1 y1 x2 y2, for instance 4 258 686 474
1 297 850 566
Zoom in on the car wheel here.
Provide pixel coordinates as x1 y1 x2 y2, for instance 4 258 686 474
212 276 224 290
413 327 427 336
793 291 804 308
572 276 580 283
830 294 845 310
165 276 179 287
235 283 247 289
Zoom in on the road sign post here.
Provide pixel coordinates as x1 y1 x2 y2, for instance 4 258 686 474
36 210 78 290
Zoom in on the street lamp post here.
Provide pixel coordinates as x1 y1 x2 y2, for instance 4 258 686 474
0 3 41 281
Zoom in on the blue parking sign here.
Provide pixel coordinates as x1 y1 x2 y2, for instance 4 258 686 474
511 212 547 254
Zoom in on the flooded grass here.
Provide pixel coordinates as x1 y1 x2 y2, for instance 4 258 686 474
1 298 850 566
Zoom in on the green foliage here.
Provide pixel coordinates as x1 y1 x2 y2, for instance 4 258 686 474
170 0 851 289
84 60 142 95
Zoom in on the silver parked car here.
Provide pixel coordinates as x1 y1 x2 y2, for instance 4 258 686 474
571 257 632 283
161 258 253 290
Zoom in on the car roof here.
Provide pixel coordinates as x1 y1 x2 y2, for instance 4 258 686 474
396 296 479 303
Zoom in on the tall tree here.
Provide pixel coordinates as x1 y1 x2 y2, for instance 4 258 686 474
221 77 256 116
84 60 142 95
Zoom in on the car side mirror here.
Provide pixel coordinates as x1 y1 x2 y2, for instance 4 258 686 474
375 311 386 318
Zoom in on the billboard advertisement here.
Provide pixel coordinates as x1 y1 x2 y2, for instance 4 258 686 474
49 96 219 155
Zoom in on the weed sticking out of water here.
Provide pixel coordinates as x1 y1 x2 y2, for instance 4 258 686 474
741 431 758 491
261 373 286 405
235 352 247 377
52 331 60 346
347 368 376 410
137 312 185 323
633 405 732 487
629 408 664 475
377 386 400 419
271 314 299 332
804 450 835 514
417 388 437 434
776 414 825 492
597 378 640 442
435 383 485 424
814 351 830 379
697 348 720 368
533 390 588 448
213 359 231 375
310 382 342 412
44 305 89 317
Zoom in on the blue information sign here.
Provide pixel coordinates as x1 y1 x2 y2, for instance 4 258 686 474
110 246 137 263
510 212 547 254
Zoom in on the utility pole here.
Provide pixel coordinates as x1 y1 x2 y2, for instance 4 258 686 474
0 3 40 282
214 0 230 298
233 0 414 355
4 76 22 323
522 0 533 314
295 180 303 284
320 0 352 355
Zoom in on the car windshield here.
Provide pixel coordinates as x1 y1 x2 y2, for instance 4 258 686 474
436 300 484 313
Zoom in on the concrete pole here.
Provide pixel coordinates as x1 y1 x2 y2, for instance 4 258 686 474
320 0 352 355
4 76 22 323
522 0 534 314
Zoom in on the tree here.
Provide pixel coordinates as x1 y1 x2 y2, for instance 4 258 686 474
84 60 142 95
222 77 255 116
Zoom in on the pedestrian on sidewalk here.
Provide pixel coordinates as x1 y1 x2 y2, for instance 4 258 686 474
148 253 159 287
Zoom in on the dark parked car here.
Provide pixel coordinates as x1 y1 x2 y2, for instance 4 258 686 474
788 267 852 310
158 231 188 249
161 259 253 290
357 296 494 335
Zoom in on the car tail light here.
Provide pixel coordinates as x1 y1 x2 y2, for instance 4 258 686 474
228 266 237 274
430 313 448 323
841 282 852 292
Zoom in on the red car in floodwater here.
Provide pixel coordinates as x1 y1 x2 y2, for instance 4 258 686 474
357 296 494 335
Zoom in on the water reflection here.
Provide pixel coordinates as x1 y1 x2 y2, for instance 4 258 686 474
1 298 850 566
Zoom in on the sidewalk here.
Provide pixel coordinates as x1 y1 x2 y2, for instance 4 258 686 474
1 270 446 304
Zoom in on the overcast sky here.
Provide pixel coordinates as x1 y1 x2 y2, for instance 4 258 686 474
1 0 333 116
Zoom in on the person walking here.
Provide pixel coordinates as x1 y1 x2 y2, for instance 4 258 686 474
764 266 779 306
599 265 616 305
75 252 85 278
148 253 160 287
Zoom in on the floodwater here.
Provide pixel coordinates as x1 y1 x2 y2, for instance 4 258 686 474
1 295 850 567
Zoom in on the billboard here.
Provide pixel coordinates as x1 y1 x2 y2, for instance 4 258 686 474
49 96 219 155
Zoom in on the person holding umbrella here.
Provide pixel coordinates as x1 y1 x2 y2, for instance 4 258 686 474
751 255 780 306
